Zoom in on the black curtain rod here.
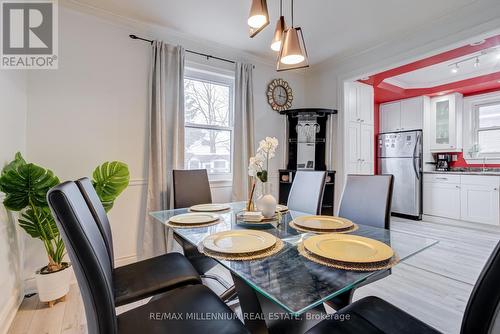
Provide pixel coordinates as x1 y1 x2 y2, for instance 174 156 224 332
129 34 236 65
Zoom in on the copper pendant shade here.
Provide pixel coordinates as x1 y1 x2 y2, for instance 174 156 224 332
248 0 269 38
271 16 285 51
277 27 309 71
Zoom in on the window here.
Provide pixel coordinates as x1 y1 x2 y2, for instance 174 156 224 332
475 102 500 154
183 67 234 178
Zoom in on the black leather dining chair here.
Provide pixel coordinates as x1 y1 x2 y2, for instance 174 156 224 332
326 174 394 310
287 171 327 215
306 238 500 334
338 174 394 229
172 169 234 298
173 169 212 209
47 181 249 334
75 177 201 306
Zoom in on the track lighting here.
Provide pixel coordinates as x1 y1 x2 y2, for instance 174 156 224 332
474 57 480 68
451 64 459 74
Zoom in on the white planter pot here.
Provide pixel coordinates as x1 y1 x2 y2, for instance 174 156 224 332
35 263 71 302
256 182 277 218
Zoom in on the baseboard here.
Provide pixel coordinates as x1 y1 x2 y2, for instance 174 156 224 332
115 254 137 267
422 214 500 233
0 289 22 334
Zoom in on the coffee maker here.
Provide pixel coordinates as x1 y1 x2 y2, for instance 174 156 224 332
436 154 451 171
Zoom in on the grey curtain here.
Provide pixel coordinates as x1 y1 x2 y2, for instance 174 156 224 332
140 41 185 258
232 63 255 201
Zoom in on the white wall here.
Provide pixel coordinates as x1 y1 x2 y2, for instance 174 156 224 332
26 5 305 267
0 71 27 334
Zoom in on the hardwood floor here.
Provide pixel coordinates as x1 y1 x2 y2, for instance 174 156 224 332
8 218 500 334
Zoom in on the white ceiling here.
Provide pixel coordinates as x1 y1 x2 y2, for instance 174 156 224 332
386 49 500 88
73 0 477 65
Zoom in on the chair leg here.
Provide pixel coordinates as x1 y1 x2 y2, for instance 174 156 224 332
220 285 238 303
201 273 231 289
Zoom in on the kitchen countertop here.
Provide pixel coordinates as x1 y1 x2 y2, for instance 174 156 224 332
423 170 500 176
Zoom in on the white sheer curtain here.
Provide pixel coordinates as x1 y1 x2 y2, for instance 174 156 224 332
140 41 185 258
232 63 255 201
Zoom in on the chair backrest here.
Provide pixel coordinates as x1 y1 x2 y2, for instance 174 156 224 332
287 171 326 215
338 175 394 229
47 181 117 334
461 241 500 334
173 169 212 209
75 177 114 267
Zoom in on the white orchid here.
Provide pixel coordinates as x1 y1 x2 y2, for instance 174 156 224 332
249 137 279 182
248 153 265 177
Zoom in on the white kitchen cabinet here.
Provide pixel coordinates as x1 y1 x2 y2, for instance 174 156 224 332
429 93 463 152
380 102 400 133
344 82 374 175
346 82 373 125
359 124 374 174
401 98 424 131
423 173 500 225
460 176 499 225
423 174 461 219
380 97 424 133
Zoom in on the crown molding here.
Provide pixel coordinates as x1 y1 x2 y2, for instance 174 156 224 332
61 0 284 69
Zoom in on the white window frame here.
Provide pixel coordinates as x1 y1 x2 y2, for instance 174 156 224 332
463 91 500 164
184 64 235 182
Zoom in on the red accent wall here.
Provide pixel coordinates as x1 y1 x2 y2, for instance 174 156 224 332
449 152 500 168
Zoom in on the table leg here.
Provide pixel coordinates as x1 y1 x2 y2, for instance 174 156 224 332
232 273 324 334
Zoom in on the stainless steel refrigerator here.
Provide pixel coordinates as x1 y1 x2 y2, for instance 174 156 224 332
378 130 422 219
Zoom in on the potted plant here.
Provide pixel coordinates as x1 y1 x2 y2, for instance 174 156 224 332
0 153 129 307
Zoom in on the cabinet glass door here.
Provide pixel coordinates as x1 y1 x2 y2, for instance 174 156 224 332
435 100 450 144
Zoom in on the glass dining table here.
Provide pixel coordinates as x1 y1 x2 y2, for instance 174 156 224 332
150 202 438 333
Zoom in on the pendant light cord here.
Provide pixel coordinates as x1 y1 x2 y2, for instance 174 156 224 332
291 0 294 27
280 0 282 16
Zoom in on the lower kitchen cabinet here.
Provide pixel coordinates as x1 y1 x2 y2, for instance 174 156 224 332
460 181 500 226
423 179 461 220
423 173 500 225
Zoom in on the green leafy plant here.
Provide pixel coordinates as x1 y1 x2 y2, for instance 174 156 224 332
0 153 130 273
92 161 130 212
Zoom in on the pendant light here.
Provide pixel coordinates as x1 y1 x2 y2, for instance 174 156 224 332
277 0 309 71
248 0 269 38
270 0 286 51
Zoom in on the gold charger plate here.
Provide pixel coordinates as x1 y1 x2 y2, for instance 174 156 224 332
303 234 394 264
189 203 231 212
202 230 277 254
293 215 354 231
169 212 219 225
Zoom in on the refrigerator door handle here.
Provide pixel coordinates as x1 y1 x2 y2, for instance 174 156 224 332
412 132 421 180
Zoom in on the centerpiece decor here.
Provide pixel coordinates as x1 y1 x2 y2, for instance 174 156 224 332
247 137 278 217
0 153 129 307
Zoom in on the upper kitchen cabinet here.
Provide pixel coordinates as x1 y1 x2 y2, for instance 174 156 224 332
346 81 374 125
429 93 463 152
344 81 375 175
380 96 425 133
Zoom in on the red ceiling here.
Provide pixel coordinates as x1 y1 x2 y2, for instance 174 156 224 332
360 34 500 103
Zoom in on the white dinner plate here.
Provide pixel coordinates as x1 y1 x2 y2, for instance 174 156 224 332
303 234 394 263
275 204 289 212
189 203 231 212
169 212 219 225
203 230 277 254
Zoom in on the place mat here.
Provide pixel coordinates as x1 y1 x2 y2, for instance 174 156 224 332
166 219 221 229
297 242 399 271
235 210 280 223
199 238 284 261
289 221 359 234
